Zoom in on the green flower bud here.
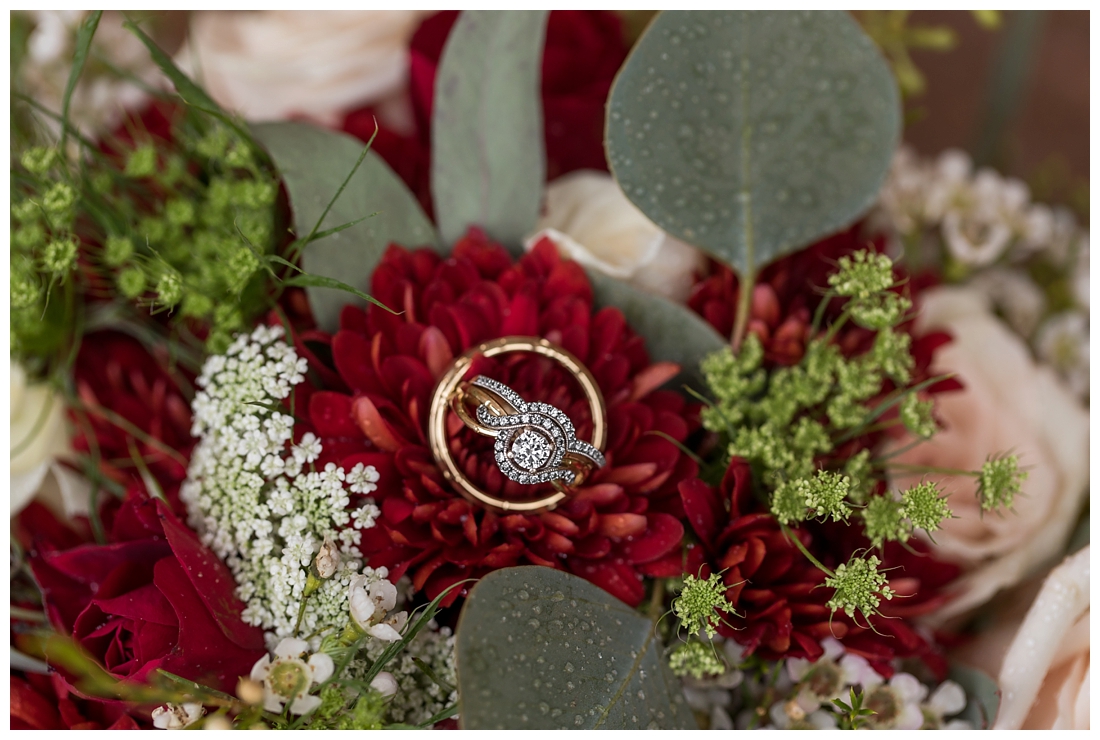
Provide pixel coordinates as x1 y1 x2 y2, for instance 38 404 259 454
139 215 168 245
103 235 135 267
828 250 895 299
978 455 1026 512
118 266 146 298
11 199 39 223
862 495 908 548
41 234 79 273
12 222 45 251
156 267 183 306
901 482 952 534
91 171 114 195
825 555 895 620
20 146 58 175
181 292 213 318
42 182 77 217
165 198 195 227
669 640 726 679
899 394 937 439
672 573 737 640
195 126 231 160
125 144 158 178
10 271 41 309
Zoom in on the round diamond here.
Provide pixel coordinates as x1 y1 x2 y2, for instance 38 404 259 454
509 428 553 472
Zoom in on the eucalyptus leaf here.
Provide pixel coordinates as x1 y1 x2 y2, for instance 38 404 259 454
253 122 440 331
586 269 725 393
432 10 549 252
948 664 1000 729
606 10 900 276
456 566 696 730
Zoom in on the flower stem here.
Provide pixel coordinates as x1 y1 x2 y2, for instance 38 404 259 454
730 267 756 352
779 523 835 578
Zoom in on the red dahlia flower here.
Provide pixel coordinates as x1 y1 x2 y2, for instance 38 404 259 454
295 231 699 607
678 460 960 674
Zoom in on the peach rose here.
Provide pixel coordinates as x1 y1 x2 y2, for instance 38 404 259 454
527 170 706 302
176 11 427 128
953 547 1089 729
889 286 1089 622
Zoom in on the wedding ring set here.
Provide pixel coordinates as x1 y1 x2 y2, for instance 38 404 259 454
427 337 608 513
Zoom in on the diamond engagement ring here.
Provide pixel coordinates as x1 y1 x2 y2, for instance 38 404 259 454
427 337 608 513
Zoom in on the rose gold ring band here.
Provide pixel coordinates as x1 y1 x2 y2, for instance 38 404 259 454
427 336 608 513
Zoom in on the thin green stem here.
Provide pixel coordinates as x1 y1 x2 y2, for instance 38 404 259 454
779 523 835 578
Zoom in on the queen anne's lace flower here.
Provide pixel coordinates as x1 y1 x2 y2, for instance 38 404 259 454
180 325 381 648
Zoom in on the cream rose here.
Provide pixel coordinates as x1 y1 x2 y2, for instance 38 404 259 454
10 361 89 519
888 286 1089 621
953 547 1089 729
176 11 427 128
527 170 706 302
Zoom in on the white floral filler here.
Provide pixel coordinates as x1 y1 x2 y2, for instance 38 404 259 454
181 325 456 723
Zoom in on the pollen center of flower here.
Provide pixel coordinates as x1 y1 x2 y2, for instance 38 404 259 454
509 428 554 472
268 660 309 699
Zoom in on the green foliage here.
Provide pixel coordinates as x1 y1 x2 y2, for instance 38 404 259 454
607 11 900 277
431 10 549 251
586 269 726 393
252 121 439 332
824 554 895 621
861 495 908 548
671 572 737 640
455 566 697 729
832 686 877 730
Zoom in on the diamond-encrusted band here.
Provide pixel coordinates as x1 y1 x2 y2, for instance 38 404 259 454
467 376 606 487
426 337 608 513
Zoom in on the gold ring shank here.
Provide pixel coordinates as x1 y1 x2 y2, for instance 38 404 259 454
427 336 607 513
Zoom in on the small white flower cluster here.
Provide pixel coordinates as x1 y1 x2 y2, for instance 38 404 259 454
181 325 382 648
875 146 1090 402
680 637 971 730
877 147 1079 268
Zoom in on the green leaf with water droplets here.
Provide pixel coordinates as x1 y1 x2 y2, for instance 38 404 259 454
252 121 440 331
431 10 549 252
456 566 697 730
586 268 725 393
606 10 900 276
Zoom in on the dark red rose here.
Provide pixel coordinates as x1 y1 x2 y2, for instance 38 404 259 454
343 10 628 214
70 331 194 497
10 673 142 730
23 490 265 694
676 460 960 673
293 230 698 607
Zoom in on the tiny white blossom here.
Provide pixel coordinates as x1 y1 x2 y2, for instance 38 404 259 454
250 637 334 715
347 462 381 494
151 703 204 730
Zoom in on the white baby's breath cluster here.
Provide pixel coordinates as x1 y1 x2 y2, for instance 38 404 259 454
180 325 382 648
875 146 1089 402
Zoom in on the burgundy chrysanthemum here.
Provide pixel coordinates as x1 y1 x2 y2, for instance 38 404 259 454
294 231 700 607
676 460 960 676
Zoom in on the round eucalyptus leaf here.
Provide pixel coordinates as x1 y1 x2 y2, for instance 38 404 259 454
606 10 900 276
456 566 697 730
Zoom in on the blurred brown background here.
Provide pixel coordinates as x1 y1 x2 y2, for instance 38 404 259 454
902 10 1089 220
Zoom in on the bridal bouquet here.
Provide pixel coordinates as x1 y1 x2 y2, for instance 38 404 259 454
10 10 1089 731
